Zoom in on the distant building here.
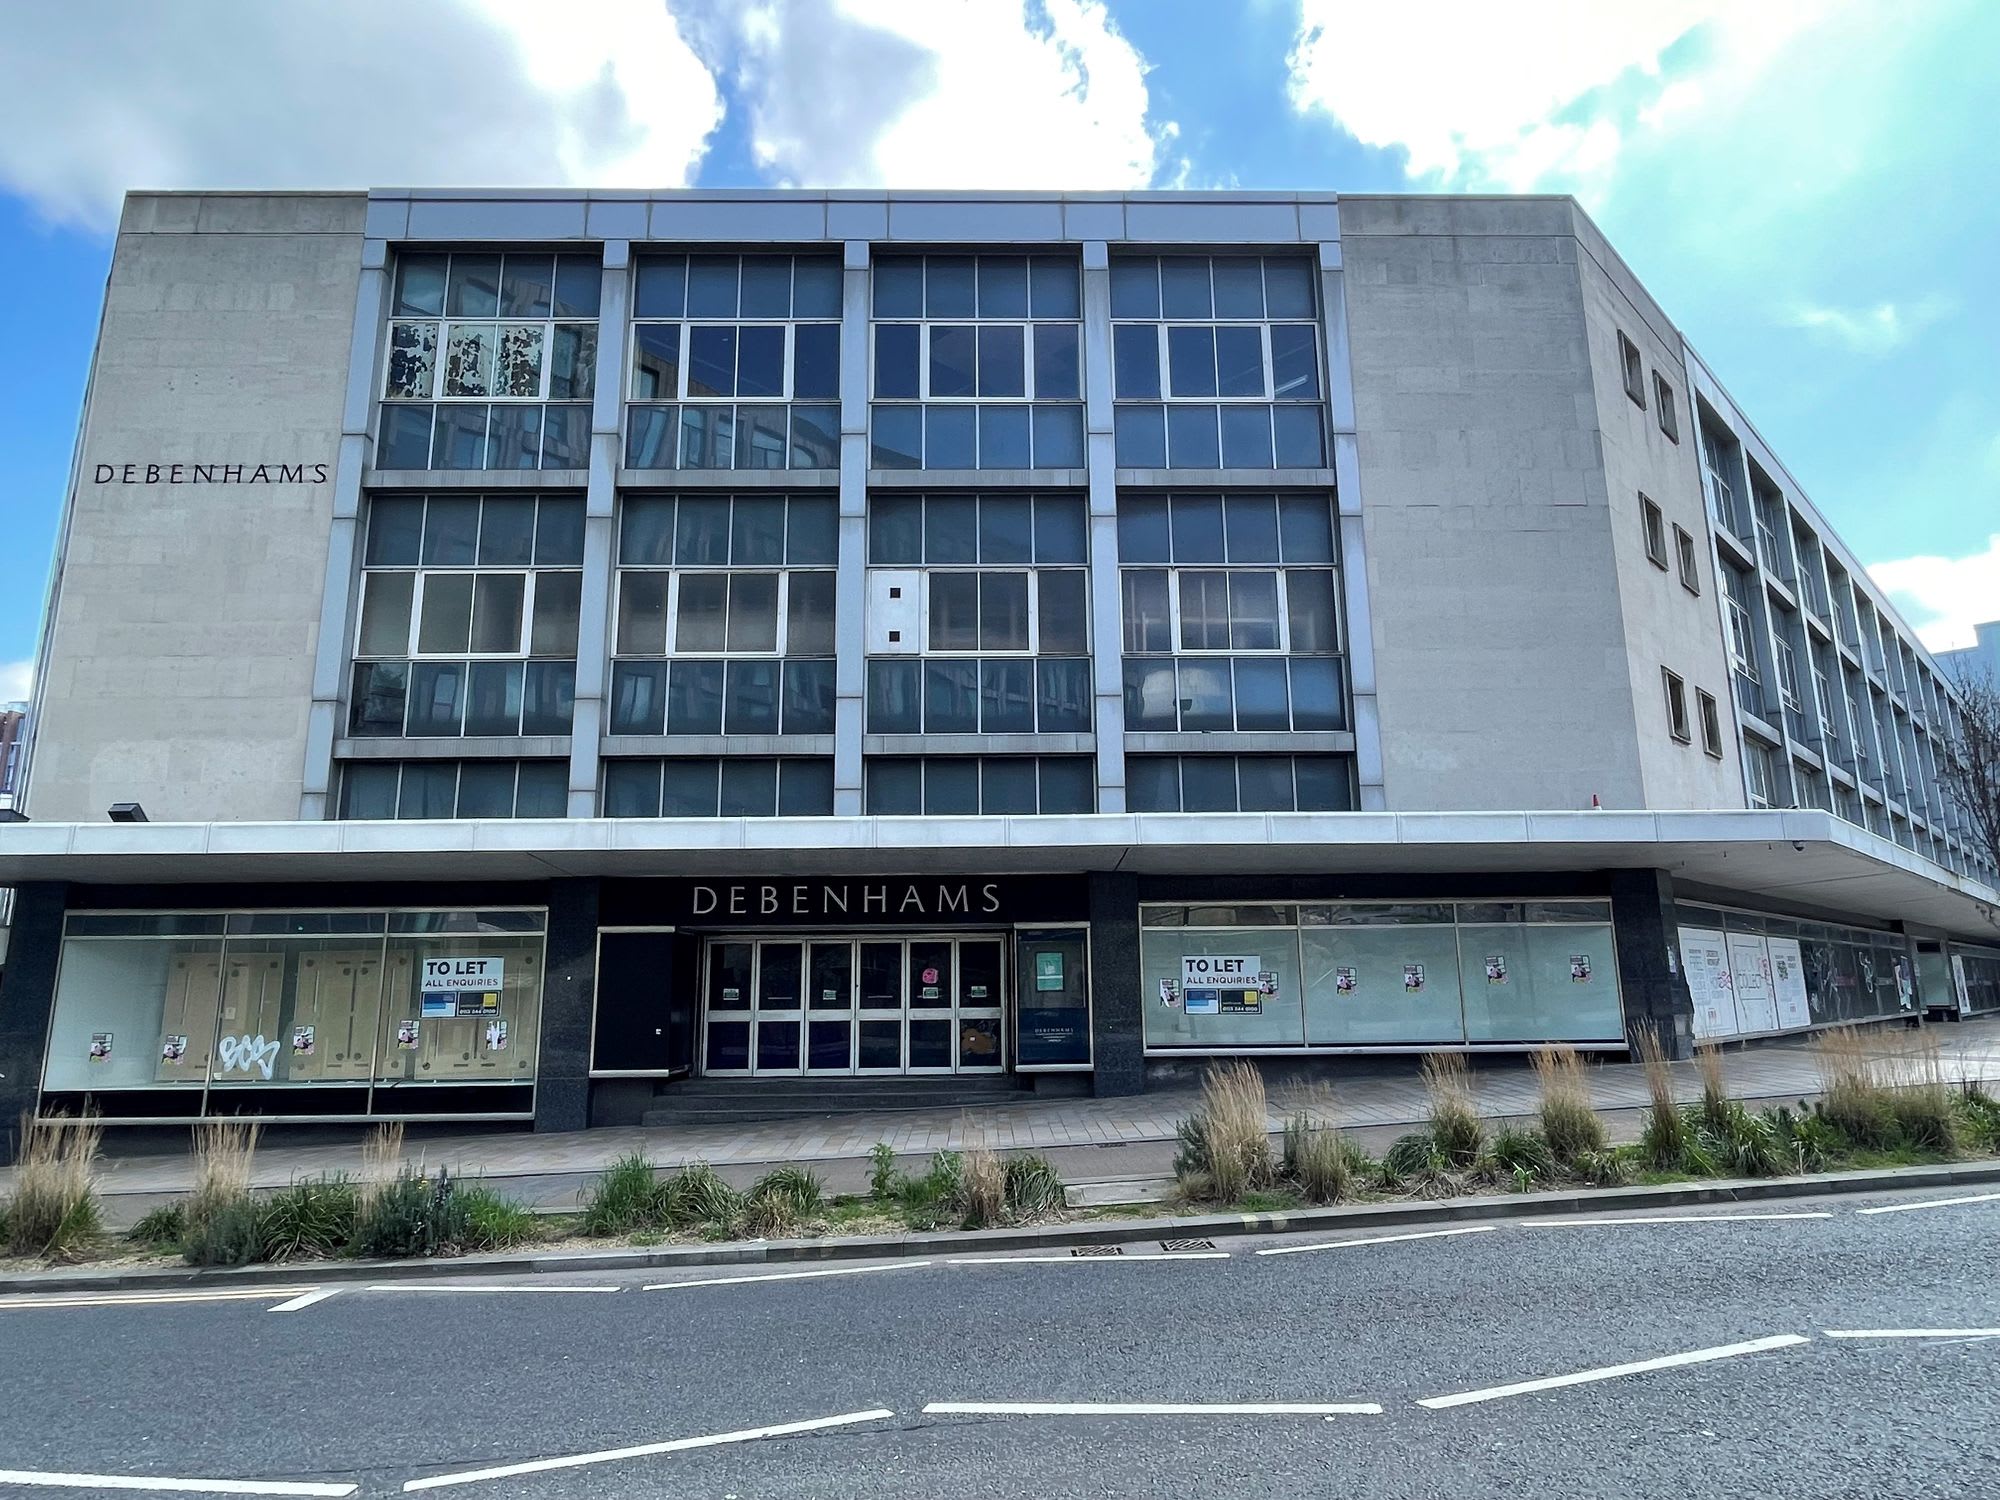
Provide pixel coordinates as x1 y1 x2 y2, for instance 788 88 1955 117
0 703 26 800
1936 620 2000 693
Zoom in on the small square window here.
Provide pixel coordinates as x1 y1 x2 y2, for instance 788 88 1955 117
1697 689 1724 758
1617 331 1646 409
1674 525 1701 595
1662 667 1691 743
1654 372 1679 442
1641 494 1667 570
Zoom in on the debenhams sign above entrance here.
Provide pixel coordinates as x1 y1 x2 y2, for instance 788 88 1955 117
93 462 330 486
692 880 1005 919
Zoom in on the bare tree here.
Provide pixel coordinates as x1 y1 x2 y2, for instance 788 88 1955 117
1940 667 2000 884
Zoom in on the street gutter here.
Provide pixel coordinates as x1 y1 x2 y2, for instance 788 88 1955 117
7 1158 1999 1296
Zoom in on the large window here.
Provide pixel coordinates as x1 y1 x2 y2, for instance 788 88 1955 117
380 252 598 471
870 254 1084 470
1111 255 1325 469
625 253 840 471
609 493 837 737
336 760 568 820
864 756 1094 814
866 493 1090 735
601 757 835 817
1119 493 1345 733
1127 754 1351 812
350 494 583 739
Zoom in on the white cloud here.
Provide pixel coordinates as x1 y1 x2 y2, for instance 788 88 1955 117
0 0 723 230
1285 1 1830 193
1869 534 2000 653
0 660 30 704
704 0 1171 189
1785 297 1955 355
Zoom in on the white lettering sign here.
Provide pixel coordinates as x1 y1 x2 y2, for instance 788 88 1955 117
422 957 506 992
1181 955 1257 986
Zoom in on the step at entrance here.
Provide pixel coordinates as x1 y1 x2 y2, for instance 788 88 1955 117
641 1074 1029 1127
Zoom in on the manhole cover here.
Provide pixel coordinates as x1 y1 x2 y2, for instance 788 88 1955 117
1160 1238 1216 1252
1071 1245 1125 1257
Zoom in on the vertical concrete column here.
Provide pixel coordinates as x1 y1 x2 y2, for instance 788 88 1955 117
833 239 872 816
1318 240 1387 813
1086 870 1143 1095
301 240 392 820
1608 868 1694 1058
0 882 69 1162
1080 241 1127 812
568 242 631 818
534 876 601 1134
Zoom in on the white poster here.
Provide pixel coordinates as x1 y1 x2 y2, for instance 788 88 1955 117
1678 928 1737 1040
422 957 505 992
1767 937 1811 1030
1953 954 1973 1018
1181 955 1256 988
1726 932 1779 1034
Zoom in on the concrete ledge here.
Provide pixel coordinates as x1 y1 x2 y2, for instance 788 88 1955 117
6 1159 1996 1297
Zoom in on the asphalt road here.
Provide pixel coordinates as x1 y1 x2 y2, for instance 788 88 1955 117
1 1185 1996 1499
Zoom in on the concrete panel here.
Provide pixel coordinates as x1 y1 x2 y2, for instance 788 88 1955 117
585 199 649 240
363 198 411 240
650 198 828 242
195 195 366 235
1123 200 1301 243
828 200 889 240
1300 202 1343 243
1063 201 1126 241
406 197 588 240
887 199 1065 242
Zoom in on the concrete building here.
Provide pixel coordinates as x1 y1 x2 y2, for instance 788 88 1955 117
1 189 1997 1146
1936 620 2000 693
0 704 24 802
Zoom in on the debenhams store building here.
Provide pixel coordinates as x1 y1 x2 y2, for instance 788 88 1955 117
2 189 1996 1145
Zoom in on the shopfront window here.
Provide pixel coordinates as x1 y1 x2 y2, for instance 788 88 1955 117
1676 903 1918 1040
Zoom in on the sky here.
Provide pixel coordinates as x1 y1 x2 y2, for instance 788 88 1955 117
1 0 1997 705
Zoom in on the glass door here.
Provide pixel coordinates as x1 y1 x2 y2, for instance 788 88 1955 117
703 941 753 1073
956 939 1006 1070
753 941 804 1073
806 941 856 1072
856 941 905 1072
907 940 955 1073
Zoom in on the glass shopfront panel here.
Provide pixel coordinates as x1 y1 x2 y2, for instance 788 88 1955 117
1142 927 1305 1048
1301 919 1464 1046
1677 902 1913 1040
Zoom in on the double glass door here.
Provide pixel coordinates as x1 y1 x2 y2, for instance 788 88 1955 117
703 934 1007 1076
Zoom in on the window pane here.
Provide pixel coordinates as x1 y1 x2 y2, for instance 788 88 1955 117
977 255 1029 317
434 403 489 469
925 406 976 468
532 497 584 566
793 323 839 400
417 574 475 654
496 323 544 396
980 572 1031 650
740 259 791 318
1039 757 1093 813
688 255 739 317
446 255 500 317
1171 495 1226 563
669 572 728 653
926 256 975 317
1113 324 1159 399
1279 495 1336 563
349 660 408 737
377 405 436 470
631 324 681 399
1237 756 1295 812
871 403 922 468
625 404 677 468
789 405 839 469
730 497 786 565
530 572 581 656
621 497 674 565
1031 403 1085 468
456 760 514 816
929 573 979 650
1220 405 1274 469
786 570 837 655
1216 326 1265 398
1033 496 1087 564
470 574 526 653
736 325 785 398
724 661 780 734
668 660 724 734
675 496 731 564
980 659 1034 731
1233 657 1290 730
1290 657 1346 730
357 572 413 656
978 325 1025 397
550 324 595 400
386 321 437 398
1167 326 1217 398
394 254 447 317
537 404 586 470
443 324 495 397
1033 324 1080 399
464 661 523 735
477 497 535 565
925 758 979 814
1295 756 1351 810
515 760 568 817
1036 657 1091 731
683 404 733 477
925 660 979 732
663 759 721 815
1228 571 1281 650
930 325 975 398
1121 570 1171 653
1161 257 1213 318
1166 405 1220 467
553 254 600 318
407 662 466 735
1271 324 1320 399
981 759 1036 814
1273 405 1326 467
1029 255 1081 318
978 495 1032 564
1127 755 1179 812
782 659 836 734
925 497 978 564
1178 659 1234 729
422 496 479 565
1037 569 1088 655
1114 405 1166 467
688 326 736 397
1223 495 1280 563
777 497 833 566
399 762 459 819
368 498 425 567
609 661 667 735
867 758 922 814
1122 658 1176 730
793 257 842 318
1110 258 1160 319
487 404 540 470
1117 496 1170 563
340 762 401 820
1263 259 1315 318
867 659 921 733
873 256 922 317
603 760 662 817
978 405 1031 469
634 257 687 319
1181 756 1238 811
870 495 923 563
1212 256 1264 318
1287 569 1338 653
617 572 669 655
720 758 778 817
779 759 836 814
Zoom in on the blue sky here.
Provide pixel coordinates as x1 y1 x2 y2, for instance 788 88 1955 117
2 0 1997 700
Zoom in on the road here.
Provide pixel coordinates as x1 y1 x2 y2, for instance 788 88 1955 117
1 1185 1996 1498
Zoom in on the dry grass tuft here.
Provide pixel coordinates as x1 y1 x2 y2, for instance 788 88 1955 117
1635 1028 1692 1169
1533 1044 1605 1164
960 1141 1007 1229
358 1121 406 1217
5 1112 104 1260
1175 1061 1277 1203
188 1119 261 1224
1694 1043 1731 1133
1420 1053 1483 1167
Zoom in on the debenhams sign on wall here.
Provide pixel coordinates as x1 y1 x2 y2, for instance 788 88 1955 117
93 462 330 485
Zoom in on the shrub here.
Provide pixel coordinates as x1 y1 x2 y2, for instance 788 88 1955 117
581 1153 663 1236
1002 1154 1066 1218
1421 1054 1484 1168
183 1197 268 1267
1813 1028 1898 1149
1533 1045 1605 1164
260 1176 356 1261
658 1162 743 1230
1769 1105 1841 1173
896 1151 965 1230
958 1146 1007 1229
1569 1148 1634 1188
1956 1085 2000 1152
868 1142 900 1201
1281 1112 1354 1205
1890 1085 1960 1156
352 1169 469 1258
457 1186 539 1251
5 1113 104 1261
740 1166 826 1237
1635 1030 1692 1171
129 1202 188 1251
1709 1103 1786 1178
1486 1125 1555 1182
1173 1061 1277 1204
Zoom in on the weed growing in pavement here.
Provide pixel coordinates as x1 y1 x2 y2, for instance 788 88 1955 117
868 1142 900 1201
183 1119 260 1256
4 1112 104 1261
958 1144 1008 1229
1533 1045 1605 1165
1695 1045 1733 1137
1956 1084 2000 1152
351 1168 470 1259
1421 1054 1484 1168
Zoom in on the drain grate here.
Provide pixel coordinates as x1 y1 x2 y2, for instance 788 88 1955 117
1071 1245 1125 1257
1160 1238 1216 1253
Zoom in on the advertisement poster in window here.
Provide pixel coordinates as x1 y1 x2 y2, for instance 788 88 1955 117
160 1034 189 1066
1335 966 1357 994
1569 954 1592 983
88 1032 113 1064
1035 952 1064 991
1158 978 1181 1007
486 1019 509 1053
1767 938 1811 1029
1403 964 1425 993
396 1019 420 1051
1484 955 1507 985
1725 931 1778 1032
291 1025 316 1057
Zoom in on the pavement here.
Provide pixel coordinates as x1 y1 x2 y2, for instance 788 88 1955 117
12 1016 2000 1225
0 1179 1994 1497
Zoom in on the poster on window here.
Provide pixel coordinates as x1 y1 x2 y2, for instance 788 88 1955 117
1403 964 1425 993
1767 937 1811 1030
1726 932 1779 1033
291 1025 316 1057
160 1034 189 1065
88 1032 113 1064
396 1019 420 1050
1335 967 1357 994
485 1019 509 1053
422 956 505 991
1159 979 1181 1007
1485 955 1508 985
1953 954 1973 1018
1569 954 1592 983
1678 928 1737 1039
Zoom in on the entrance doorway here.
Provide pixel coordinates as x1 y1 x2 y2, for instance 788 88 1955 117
700 934 1007 1076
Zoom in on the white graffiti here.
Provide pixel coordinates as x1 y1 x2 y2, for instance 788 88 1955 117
217 1034 281 1079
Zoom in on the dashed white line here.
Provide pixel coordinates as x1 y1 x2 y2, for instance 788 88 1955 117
1517 1213 1833 1227
360 1284 620 1295
643 1262 932 1292
0 1469 356 1496
1856 1192 2000 1216
1824 1329 2000 1339
268 1289 342 1314
1256 1225 1497 1256
399 1408 897 1491
944 1253 1229 1264
1416 1334 1811 1410
0 1288 319 1312
922 1401 1381 1416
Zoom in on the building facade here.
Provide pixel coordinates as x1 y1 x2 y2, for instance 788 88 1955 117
1936 620 2000 693
0 704 25 802
1 190 1996 1145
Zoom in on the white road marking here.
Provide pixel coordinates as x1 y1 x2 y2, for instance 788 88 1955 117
1256 1226 1497 1256
268 1289 341 1314
400 1408 897 1491
0 1288 318 1312
922 1401 1381 1416
1856 1192 2000 1216
0 1468 356 1496
1416 1334 1811 1410
943 1253 1229 1264
1824 1329 2000 1339
1517 1213 1833 1227
360 1284 619 1295
643 1261 932 1292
